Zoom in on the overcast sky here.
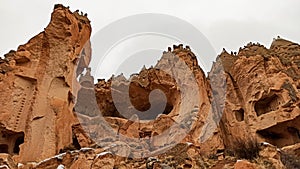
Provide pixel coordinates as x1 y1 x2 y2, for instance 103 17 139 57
1 0 300 77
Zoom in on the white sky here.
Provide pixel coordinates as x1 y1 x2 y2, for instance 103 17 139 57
1 0 300 77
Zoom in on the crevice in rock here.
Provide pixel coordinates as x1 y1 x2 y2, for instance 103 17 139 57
227 73 245 106
282 81 298 102
72 132 81 150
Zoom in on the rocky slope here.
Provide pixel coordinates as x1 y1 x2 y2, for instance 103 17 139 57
0 4 300 169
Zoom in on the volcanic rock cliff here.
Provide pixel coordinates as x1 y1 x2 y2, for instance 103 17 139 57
0 4 91 163
0 4 300 169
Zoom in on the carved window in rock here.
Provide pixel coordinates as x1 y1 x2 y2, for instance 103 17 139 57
0 130 24 155
254 94 282 116
234 108 245 122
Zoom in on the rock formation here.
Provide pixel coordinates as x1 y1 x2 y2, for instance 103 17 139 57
0 4 300 169
213 38 300 150
0 4 91 163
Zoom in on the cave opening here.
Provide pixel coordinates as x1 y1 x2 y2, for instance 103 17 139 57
235 108 245 122
72 133 81 150
0 144 8 153
287 127 300 140
97 71 179 120
257 130 283 140
255 95 281 116
163 103 174 115
139 131 152 138
0 128 25 155
13 134 24 154
134 101 174 120
256 116 300 147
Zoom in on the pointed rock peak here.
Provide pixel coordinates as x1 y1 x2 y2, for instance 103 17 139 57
173 44 178 50
54 4 67 10
141 65 147 71
110 73 128 84
179 44 183 49
115 73 126 81
108 74 115 81
271 36 294 49
222 48 228 54
246 42 254 47
79 68 94 87
185 45 191 51
166 44 191 53
86 67 91 76
218 48 230 58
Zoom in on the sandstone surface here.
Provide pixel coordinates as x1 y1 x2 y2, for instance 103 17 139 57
0 4 299 169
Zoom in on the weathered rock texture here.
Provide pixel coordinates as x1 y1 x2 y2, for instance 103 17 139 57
91 45 222 154
213 39 300 150
0 4 91 163
0 4 300 169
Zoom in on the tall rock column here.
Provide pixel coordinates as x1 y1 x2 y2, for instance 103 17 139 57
0 4 91 162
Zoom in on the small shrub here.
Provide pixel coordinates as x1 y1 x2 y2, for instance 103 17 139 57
280 152 300 169
229 137 260 161
224 149 234 157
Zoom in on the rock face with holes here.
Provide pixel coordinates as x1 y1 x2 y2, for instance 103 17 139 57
0 3 300 169
0 4 91 162
212 39 300 150
77 44 223 158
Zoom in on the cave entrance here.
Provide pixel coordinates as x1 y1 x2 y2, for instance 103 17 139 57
235 108 245 122
129 87 176 120
255 95 282 116
0 144 8 153
139 131 152 138
13 134 24 154
135 101 174 120
163 103 173 115
0 126 25 155
256 116 300 147
72 132 81 150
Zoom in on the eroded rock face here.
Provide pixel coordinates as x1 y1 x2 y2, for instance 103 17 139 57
0 4 91 162
0 4 300 169
74 45 221 158
212 39 300 150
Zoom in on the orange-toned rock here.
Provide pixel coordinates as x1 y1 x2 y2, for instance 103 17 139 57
1 3 300 169
0 153 17 169
282 142 300 157
234 160 258 169
92 45 223 156
212 40 300 149
0 4 91 162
